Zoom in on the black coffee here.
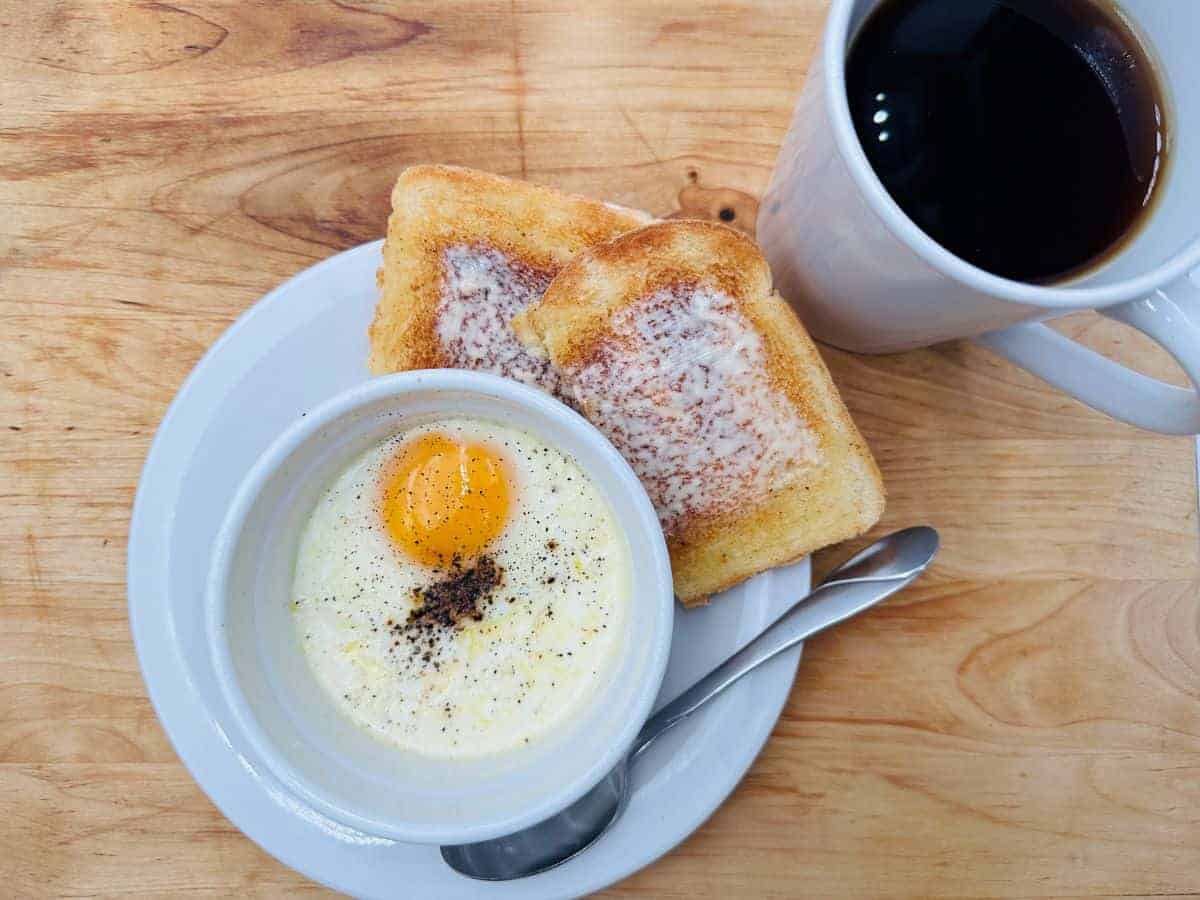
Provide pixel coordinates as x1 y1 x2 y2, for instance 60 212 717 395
846 0 1167 283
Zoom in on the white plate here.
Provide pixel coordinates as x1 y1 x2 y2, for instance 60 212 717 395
128 240 809 898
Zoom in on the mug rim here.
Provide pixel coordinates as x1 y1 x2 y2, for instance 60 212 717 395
823 0 1200 310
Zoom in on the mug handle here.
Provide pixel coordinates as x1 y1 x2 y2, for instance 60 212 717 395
977 272 1200 435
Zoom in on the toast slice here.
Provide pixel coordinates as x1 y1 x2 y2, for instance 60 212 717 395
367 165 650 397
516 220 885 604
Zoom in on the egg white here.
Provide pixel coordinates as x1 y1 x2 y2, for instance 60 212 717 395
290 418 630 759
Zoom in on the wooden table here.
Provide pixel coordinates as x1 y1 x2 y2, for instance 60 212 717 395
3 1 1198 896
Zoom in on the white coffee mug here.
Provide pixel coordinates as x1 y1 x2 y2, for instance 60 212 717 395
757 0 1200 435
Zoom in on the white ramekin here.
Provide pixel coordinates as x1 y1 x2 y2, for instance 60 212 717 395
206 370 674 844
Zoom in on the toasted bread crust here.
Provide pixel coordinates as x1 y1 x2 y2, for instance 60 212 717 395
367 165 649 377
520 220 886 604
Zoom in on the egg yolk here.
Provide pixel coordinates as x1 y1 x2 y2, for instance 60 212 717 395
381 433 511 568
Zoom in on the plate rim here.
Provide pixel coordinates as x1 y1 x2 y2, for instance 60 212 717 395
126 239 808 898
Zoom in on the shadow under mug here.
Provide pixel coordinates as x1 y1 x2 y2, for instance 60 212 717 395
757 0 1200 435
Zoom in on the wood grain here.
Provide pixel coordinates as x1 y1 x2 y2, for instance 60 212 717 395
1 1 1197 896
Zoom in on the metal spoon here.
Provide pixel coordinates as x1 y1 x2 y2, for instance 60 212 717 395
441 526 939 881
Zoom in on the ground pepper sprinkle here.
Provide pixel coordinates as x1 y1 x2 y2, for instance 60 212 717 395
407 555 503 631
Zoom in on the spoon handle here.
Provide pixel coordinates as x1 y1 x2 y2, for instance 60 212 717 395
629 563 925 760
